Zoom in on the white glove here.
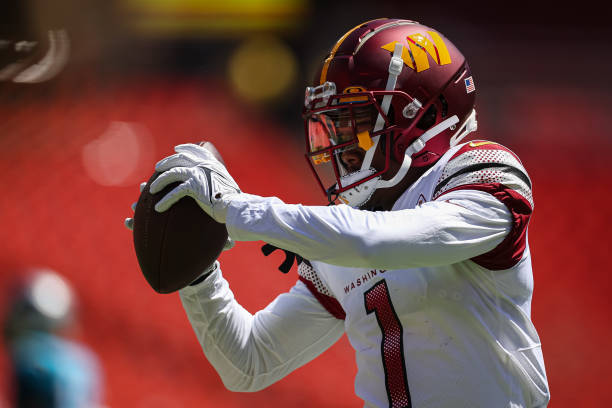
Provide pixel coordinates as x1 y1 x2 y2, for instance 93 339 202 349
124 179 235 251
124 182 147 231
149 143 240 223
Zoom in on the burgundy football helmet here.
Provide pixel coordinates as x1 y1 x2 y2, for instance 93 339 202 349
304 18 477 207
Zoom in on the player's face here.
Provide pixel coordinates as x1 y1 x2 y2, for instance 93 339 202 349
306 102 426 209
307 105 377 154
307 104 378 181
340 147 366 173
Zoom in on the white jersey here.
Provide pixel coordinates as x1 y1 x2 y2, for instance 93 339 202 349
179 141 549 407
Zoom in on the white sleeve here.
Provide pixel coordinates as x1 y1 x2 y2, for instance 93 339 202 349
225 190 512 270
178 262 345 392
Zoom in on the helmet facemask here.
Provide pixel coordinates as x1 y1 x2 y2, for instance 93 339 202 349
304 90 401 205
304 86 467 207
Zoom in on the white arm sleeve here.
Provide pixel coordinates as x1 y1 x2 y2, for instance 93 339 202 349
178 263 345 392
225 190 512 270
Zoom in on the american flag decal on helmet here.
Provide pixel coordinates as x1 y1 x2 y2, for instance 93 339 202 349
464 76 475 93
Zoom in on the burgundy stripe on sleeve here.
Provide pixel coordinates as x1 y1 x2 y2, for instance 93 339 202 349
436 183 532 270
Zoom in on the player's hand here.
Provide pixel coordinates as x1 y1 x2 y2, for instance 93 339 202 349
150 143 241 223
124 180 235 251
154 142 221 169
124 182 147 231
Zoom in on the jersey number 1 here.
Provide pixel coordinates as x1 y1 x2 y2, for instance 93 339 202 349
364 279 412 408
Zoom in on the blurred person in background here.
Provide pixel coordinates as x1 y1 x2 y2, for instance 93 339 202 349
3 268 104 408
127 18 549 407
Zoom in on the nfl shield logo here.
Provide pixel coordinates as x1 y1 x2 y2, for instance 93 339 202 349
464 76 475 93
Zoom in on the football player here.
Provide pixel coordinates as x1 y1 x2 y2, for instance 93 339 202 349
127 19 550 407
3 269 105 407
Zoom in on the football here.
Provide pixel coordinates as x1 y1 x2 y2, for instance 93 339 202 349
132 142 229 293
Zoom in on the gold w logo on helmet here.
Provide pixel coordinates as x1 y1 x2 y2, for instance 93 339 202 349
381 31 451 73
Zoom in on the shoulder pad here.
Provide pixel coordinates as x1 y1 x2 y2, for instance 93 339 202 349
433 140 533 208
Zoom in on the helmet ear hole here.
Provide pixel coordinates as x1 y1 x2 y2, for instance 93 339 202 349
438 94 448 118
416 105 437 130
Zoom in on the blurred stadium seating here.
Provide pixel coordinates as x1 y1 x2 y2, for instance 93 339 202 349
1 1 611 406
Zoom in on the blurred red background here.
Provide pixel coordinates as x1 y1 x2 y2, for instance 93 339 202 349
1 1 611 407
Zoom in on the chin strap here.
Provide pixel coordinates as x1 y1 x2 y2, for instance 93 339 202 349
359 42 405 174
408 115 459 156
376 115 459 189
338 114 464 207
